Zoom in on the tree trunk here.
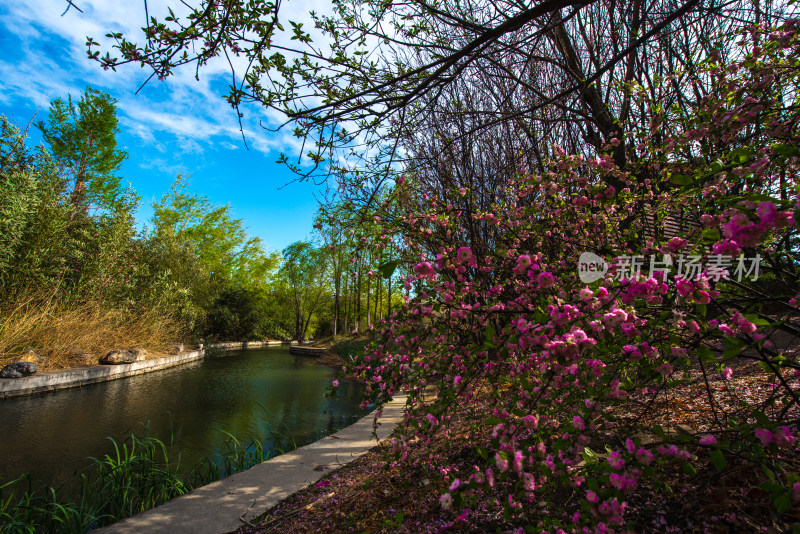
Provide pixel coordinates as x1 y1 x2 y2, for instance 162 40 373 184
366 274 371 327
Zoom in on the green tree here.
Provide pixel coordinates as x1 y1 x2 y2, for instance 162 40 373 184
36 86 128 217
279 241 330 341
152 176 258 281
0 117 73 294
149 175 279 332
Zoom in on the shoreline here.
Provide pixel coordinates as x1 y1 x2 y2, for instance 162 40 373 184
0 341 294 399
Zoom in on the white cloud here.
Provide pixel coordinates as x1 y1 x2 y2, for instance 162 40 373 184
0 0 327 160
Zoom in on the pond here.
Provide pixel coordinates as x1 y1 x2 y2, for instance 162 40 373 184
0 346 366 490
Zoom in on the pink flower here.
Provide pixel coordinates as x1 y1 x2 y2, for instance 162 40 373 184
676 278 693 297
699 434 717 446
608 451 625 470
774 426 796 448
495 452 509 472
755 428 774 446
449 478 461 491
671 347 687 358
667 237 687 252
573 416 585 431
523 415 539 430
721 367 733 380
586 490 599 503
635 448 654 465
513 450 525 473
517 254 532 270
723 213 765 247
693 290 711 305
414 262 433 276
457 247 473 264
712 239 742 257
523 472 536 491
700 214 715 226
537 271 555 289
657 444 679 457
331 379 340 387
609 472 637 492
655 363 673 377
440 493 453 510
755 201 792 229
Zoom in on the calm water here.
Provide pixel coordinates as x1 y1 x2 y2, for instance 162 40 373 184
0 346 366 489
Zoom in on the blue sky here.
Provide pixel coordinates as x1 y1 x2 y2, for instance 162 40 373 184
0 0 330 252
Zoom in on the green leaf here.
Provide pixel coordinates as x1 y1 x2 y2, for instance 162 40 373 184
773 491 792 514
753 410 771 427
710 449 727 471
760 481 784 493
378 260 399 279
697 346 716 364
771 143 800 157
723 346 744 358
670 174 692 186
682 463 697 476
483 324 497 348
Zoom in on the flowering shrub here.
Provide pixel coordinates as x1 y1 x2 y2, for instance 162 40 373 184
345 21 800 531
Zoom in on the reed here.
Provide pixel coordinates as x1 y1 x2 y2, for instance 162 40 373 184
0 425 278 533
0 289 186 370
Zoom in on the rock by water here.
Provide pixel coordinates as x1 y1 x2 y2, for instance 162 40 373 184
1 361 39 378
165 343 184 355
17 347 45 364
100 349 136 365
129 348 147 361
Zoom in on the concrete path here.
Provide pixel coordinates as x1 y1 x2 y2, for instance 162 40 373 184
96 395 407 534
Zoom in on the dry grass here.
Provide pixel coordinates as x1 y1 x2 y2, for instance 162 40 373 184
0 290 187 370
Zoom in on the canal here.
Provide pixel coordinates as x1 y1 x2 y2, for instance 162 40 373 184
0 346 366 490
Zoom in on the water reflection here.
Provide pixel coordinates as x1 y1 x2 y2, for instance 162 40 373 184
0 347 365 489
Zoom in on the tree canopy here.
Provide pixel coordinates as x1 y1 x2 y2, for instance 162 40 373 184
36 86 128 215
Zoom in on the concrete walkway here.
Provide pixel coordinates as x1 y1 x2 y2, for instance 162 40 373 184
97 395 407 534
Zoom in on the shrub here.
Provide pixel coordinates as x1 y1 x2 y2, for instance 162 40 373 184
346 22 800 531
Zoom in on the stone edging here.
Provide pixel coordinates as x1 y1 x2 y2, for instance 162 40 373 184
0 341 296 399
0 351 206 399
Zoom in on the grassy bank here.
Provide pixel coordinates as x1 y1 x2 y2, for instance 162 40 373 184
0 292 187 371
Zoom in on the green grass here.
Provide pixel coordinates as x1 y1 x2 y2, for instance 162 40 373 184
0 426 278 533
330 337 370 364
